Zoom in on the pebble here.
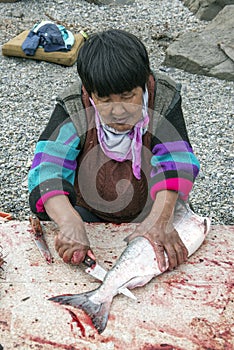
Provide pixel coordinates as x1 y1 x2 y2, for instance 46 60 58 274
0 0 233 225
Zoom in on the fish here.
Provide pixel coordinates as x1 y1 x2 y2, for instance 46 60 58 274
49 201 211 334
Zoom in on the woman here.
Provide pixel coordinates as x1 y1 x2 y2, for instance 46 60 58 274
28 29 200 272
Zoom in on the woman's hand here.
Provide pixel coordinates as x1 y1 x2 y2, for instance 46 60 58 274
54 213 91 264
44 195 95 265
125 190 188 272
125 218 188 271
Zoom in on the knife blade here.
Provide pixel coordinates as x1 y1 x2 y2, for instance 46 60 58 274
83 254 136 300
29 217 136 299
29 216 53 264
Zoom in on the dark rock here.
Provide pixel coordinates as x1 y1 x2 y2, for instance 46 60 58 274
164 5 234 81
181 0 234 20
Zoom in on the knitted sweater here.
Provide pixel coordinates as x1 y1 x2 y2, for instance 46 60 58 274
28 72 200 221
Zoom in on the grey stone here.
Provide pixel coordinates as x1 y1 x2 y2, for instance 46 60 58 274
164 5 234 81
181 0 234 20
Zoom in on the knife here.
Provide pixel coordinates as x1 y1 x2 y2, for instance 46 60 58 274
83 253 136 300
29 216 136 300
29 216 53 264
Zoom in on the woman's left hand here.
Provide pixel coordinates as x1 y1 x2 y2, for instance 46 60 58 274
124 190 188 272
125 218 188 272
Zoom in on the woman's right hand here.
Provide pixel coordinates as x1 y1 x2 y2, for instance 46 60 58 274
55 213 91 264
44 195 95 265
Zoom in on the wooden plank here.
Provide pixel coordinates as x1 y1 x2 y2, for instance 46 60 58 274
0 222 233 349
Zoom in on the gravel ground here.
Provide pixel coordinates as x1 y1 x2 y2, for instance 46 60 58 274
0 0 233 225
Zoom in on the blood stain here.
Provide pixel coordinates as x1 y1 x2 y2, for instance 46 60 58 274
67 309 86 337
29 336 78 349
142 343 182 350
104 260 112 264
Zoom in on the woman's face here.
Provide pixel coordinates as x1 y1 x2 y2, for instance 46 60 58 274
91 86 143 132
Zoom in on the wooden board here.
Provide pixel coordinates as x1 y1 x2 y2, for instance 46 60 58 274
2 30 84 66
0 221 233 349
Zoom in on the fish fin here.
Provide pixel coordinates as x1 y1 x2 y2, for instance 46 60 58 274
48 290 111 334
122 275 155 290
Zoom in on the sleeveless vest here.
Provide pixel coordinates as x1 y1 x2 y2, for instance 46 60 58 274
57 71 181 222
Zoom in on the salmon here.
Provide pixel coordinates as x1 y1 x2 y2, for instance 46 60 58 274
49 201 210 333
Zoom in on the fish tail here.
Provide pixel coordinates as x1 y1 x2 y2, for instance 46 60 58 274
48 289 111 334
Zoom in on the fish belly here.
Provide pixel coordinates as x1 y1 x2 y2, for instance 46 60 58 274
95 201 210 299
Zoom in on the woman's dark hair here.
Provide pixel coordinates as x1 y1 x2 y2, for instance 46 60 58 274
77 29 151 97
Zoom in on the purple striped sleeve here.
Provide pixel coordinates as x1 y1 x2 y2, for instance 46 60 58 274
150 161 199 178
31 153 77 171
64 133 78 145
152 141 193 155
